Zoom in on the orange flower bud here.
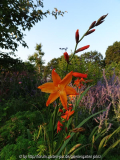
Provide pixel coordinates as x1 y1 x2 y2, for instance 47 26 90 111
64 52 69 64
72 72 87 78
75 29 79 44
75 45 90 54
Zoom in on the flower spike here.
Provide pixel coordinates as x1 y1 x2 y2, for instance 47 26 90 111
95 13 108 26
96 13 108 24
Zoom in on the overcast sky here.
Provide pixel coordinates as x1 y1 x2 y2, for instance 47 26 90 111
1 0 120 67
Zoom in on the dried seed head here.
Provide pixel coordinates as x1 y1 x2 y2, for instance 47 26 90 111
89 21 96 30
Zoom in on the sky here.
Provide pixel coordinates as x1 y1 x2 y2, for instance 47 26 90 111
1 0 120 67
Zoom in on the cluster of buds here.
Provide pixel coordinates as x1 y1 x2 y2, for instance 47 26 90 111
63 13 108 64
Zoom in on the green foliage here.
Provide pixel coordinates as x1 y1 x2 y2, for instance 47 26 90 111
22 61 35 71
0 110 48 151
79 50 104 67
105 41 120 66
0 135 45 160
103 61 120 81
43 57 62 78
0 51 25 75
42 50 105 86
27 43 45 76
37 144 47 155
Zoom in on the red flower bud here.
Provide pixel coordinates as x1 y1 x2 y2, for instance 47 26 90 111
59 108 63 113
75 45 90 54
95 20 104 26
72 72 87 78
64 135 70 140
89 21 96 29
64 52 69 64
85 29 95 36
75 29 79 44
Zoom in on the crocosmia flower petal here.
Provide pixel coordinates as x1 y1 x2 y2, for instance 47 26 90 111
65 86 79 95
38 83 58 93
59 90 68 110
52 69 61 86
60 71 73 89
46 92 59 106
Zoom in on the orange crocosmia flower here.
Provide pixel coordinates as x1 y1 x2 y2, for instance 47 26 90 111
80 78 85 82
38 69 79 110
74 78 85 88
74 79 80 87
61 110 74 121
64 135 70 140
57 121 63 133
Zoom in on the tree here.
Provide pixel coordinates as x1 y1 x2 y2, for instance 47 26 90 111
43 57 62 79
0 0 67 51
21 60 37 73
0 51 25 74
79 50 103 65
0 0 67 72
27 43 45 75
105 41 120 66
79 50 105 71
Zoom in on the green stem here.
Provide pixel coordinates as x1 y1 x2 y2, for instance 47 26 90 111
51 98 60 153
